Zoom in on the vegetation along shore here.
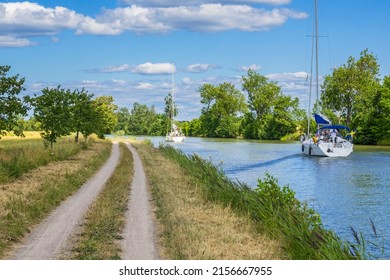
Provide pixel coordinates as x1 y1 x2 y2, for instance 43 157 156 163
0 133 382 259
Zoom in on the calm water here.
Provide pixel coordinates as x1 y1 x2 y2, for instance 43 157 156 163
136 136 390 259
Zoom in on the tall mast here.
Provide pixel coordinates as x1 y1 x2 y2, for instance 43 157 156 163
171 69 175 132
315 0 319 112
307 0 319 137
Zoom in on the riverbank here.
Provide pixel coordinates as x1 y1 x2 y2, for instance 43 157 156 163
133 140 284 259
132 140 365 259
0 135 373 259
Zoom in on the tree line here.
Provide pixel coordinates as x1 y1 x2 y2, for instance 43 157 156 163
2 49 390 145
113 50 390 144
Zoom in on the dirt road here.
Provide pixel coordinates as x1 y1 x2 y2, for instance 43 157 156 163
121 143 158 260
11 142 120 260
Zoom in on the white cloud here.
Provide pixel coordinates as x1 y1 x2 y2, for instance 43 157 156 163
239 64 262 71
136 82 155 89
186 63 220 73
0 35 35 47
132 62 176 74
103 64 131 73
182 77 194 85
0 2 83 35
0 2 307 46
266 71 308 81
149 4 307 32
120 1 291 7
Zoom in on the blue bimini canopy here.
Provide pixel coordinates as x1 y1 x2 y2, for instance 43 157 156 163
320 125 351 132
313 113 331 125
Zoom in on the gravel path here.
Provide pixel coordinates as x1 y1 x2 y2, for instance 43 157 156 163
121 143 158 260
11 142 120 260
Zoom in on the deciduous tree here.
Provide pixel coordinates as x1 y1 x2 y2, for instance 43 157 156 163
0 65 28 138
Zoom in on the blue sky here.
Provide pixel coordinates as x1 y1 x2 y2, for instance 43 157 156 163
1 0 389 120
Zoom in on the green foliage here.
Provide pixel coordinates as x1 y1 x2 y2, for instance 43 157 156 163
29 86 74 148
113 107 131 133
198 82 246 137
71 88 97 142
93 96 118 137
241 70 304 139
320 49 390 144
0 65 28 138
125 102 169 136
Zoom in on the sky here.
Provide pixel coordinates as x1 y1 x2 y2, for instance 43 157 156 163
1 0 389 121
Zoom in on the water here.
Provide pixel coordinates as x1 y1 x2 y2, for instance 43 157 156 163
136 136 390 259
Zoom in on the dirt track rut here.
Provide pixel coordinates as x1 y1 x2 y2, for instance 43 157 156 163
11 142 120 260
121 143 158 260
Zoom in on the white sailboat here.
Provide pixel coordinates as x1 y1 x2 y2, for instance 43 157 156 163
301 0 353 157
166 69 185 143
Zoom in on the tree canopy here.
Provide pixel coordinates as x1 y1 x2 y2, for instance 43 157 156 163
321 49 389 144
0 65 28 138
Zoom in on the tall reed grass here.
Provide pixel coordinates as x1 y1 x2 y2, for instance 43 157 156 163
159 144 361 260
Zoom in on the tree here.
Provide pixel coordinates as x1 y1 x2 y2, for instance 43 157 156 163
164 92 178 134
321 49 380 127
114 107 131 134
94 96 118 137
0 65 28 138
30 86 74 148
71 88 97 142
241 70 303 139
198 82 246 138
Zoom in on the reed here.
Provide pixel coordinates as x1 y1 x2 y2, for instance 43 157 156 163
134 141 283 260
159 144 361 260
70 142 133 260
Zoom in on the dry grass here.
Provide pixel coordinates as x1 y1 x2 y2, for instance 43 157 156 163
69 142 133 260
0 141 112 258
134 141 284 260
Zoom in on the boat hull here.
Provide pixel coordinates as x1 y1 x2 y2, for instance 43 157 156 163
166 135 185 143
301 141 353 157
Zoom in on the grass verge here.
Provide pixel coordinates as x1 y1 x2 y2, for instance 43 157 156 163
157 144 361 260
134 141 284 260
0 136 94 183
0 140 112 258
70 142 133 260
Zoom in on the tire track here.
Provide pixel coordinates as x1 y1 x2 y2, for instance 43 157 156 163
11 142 120 260
121 143 158 260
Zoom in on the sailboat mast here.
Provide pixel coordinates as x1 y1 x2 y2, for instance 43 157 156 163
171 69 175 132
315 0 319 111
307 0 319 137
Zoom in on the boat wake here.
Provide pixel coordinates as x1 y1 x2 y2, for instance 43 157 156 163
226 153 301 174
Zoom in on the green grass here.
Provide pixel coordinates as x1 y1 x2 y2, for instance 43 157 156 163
159 144 361 260
0 137 91 183
0 141 112 258
70 142 133 260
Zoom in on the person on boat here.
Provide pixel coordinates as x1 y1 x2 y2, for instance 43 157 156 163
330 129 337 147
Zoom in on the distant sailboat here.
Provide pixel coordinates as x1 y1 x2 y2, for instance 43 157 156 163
166 69 185 143
301 0 353 157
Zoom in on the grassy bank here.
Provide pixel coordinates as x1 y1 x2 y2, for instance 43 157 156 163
0 136 93 183
159 144 362 259
136 140 362 260
0 140 112 258
134 141 284 260
70 142 133 260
